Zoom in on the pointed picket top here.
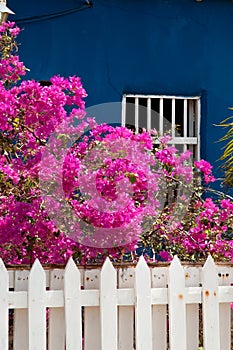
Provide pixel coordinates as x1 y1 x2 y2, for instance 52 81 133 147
0 259 9 350
30 258 43 272
0 258 8 282
202 255 218 290
29 259 45 283
136 255 150 271
169 256 185 289
0 258 6 269
65 257 79 274
169 255 183 272
135 255 151 292
101 257 116 275
64 257 80 295
203 255 215 273
100 257 116 288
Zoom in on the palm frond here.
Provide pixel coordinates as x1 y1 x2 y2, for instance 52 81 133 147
218 112 233 187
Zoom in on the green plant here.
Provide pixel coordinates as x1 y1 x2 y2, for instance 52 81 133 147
218 111 233 186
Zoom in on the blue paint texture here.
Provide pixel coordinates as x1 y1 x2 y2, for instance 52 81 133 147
7 0 233 190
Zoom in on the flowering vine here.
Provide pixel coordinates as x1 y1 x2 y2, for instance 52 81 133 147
0 22 233 265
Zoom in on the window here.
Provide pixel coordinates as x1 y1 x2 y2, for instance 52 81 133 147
121 94 201 160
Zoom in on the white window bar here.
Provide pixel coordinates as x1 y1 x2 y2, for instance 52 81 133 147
195 98 201 161
159 98 163 134
147 98 151 131
171 98 176 140
135 97 139 133
121 95 126 127
183 99 188 153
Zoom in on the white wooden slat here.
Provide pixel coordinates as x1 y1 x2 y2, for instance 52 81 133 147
135 256 153 350
118 267 135 350
218 285 233 302
64 258 82 350
0 259 9 350
151 267 167 350
217 267 231 350
135 97 139 133
168 256 187 350
100 258 118 350
184 267 200 350
172 98 176 138
6 285 207 308
159 98 163 134
48 269 65 350
8 270 50 289
202 256 220 350
28 259 46 350
121 95 126 127
84 268 101 350
14 270 29 350
147 98 151 131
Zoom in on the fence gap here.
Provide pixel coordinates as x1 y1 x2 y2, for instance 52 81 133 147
48 269 65 350
84 268 101 350
118 267 135 349
14 270 29 350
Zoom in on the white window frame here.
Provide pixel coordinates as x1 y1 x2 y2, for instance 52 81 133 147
121 94 201 160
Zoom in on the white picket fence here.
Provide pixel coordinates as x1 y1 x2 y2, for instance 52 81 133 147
1 255 233 350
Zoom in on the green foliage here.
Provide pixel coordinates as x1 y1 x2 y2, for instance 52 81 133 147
218 110 233 186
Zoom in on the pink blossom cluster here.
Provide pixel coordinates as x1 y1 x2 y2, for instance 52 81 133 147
0 22 233 265
0 22 26 84
194 159 216 183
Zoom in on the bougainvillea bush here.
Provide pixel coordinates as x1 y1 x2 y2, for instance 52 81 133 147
1 22 233 265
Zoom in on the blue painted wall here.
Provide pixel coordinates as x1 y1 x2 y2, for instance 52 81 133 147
7 0 233 189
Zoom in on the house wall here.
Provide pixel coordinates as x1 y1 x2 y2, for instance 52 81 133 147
8 0 233 187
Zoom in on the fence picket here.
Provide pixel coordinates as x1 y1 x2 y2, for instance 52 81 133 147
28 259 46 350
14 270 29 350
0 259 9 350
64 258 82 350
135 256 153 350
151 267 168 350
100 257 117 350
0 256 233 349
48 269 65 350
84 268 101 350
168 256 186 350
185 266 200 350
202 255 220 350
118 267 135 349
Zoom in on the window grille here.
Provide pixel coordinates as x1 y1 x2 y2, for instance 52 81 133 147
121 94 201 160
